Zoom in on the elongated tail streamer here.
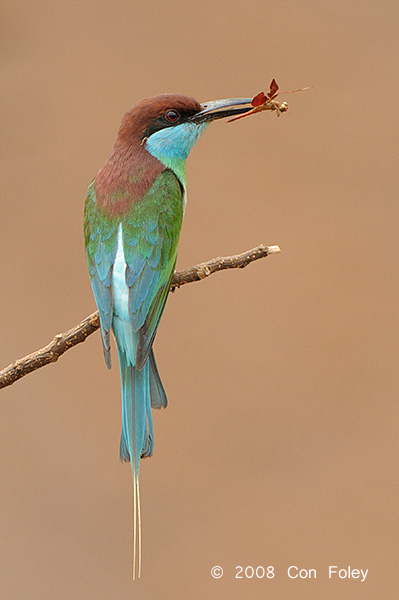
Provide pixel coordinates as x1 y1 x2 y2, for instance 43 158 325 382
118 347 152 578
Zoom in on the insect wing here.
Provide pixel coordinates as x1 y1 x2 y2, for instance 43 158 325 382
267 78 279 100
251 91 267 107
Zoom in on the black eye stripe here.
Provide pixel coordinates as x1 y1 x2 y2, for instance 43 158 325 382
142 107 200 139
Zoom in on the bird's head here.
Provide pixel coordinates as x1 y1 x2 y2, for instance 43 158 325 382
116 94 252 183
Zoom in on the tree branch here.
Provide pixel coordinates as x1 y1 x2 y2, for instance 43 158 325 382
0 243 280 390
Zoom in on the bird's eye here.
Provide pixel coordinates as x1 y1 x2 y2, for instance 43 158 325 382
165 110 179 123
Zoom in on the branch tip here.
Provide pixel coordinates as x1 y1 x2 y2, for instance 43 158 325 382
267 245 281 254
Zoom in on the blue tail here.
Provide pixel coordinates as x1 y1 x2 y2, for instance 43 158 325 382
118 349 154 465
117 347 153 579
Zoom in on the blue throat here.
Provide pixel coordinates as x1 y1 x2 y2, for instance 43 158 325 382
145 121 208 187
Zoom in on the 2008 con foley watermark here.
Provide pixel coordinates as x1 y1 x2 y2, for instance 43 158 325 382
210 565 368 582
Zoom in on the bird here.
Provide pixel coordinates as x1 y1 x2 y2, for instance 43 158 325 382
83 93 252 577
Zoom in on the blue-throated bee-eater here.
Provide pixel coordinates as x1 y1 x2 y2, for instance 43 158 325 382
84 94 253 577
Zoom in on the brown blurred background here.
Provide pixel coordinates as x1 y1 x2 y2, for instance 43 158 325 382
0 1 398 598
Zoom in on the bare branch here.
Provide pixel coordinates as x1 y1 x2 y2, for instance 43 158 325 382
0 243 280 390
170 243 280 290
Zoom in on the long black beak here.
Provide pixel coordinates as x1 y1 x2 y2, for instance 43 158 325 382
191 98 252 123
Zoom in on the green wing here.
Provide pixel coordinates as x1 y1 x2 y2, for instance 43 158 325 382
84 181 119 368
122 169 184 369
